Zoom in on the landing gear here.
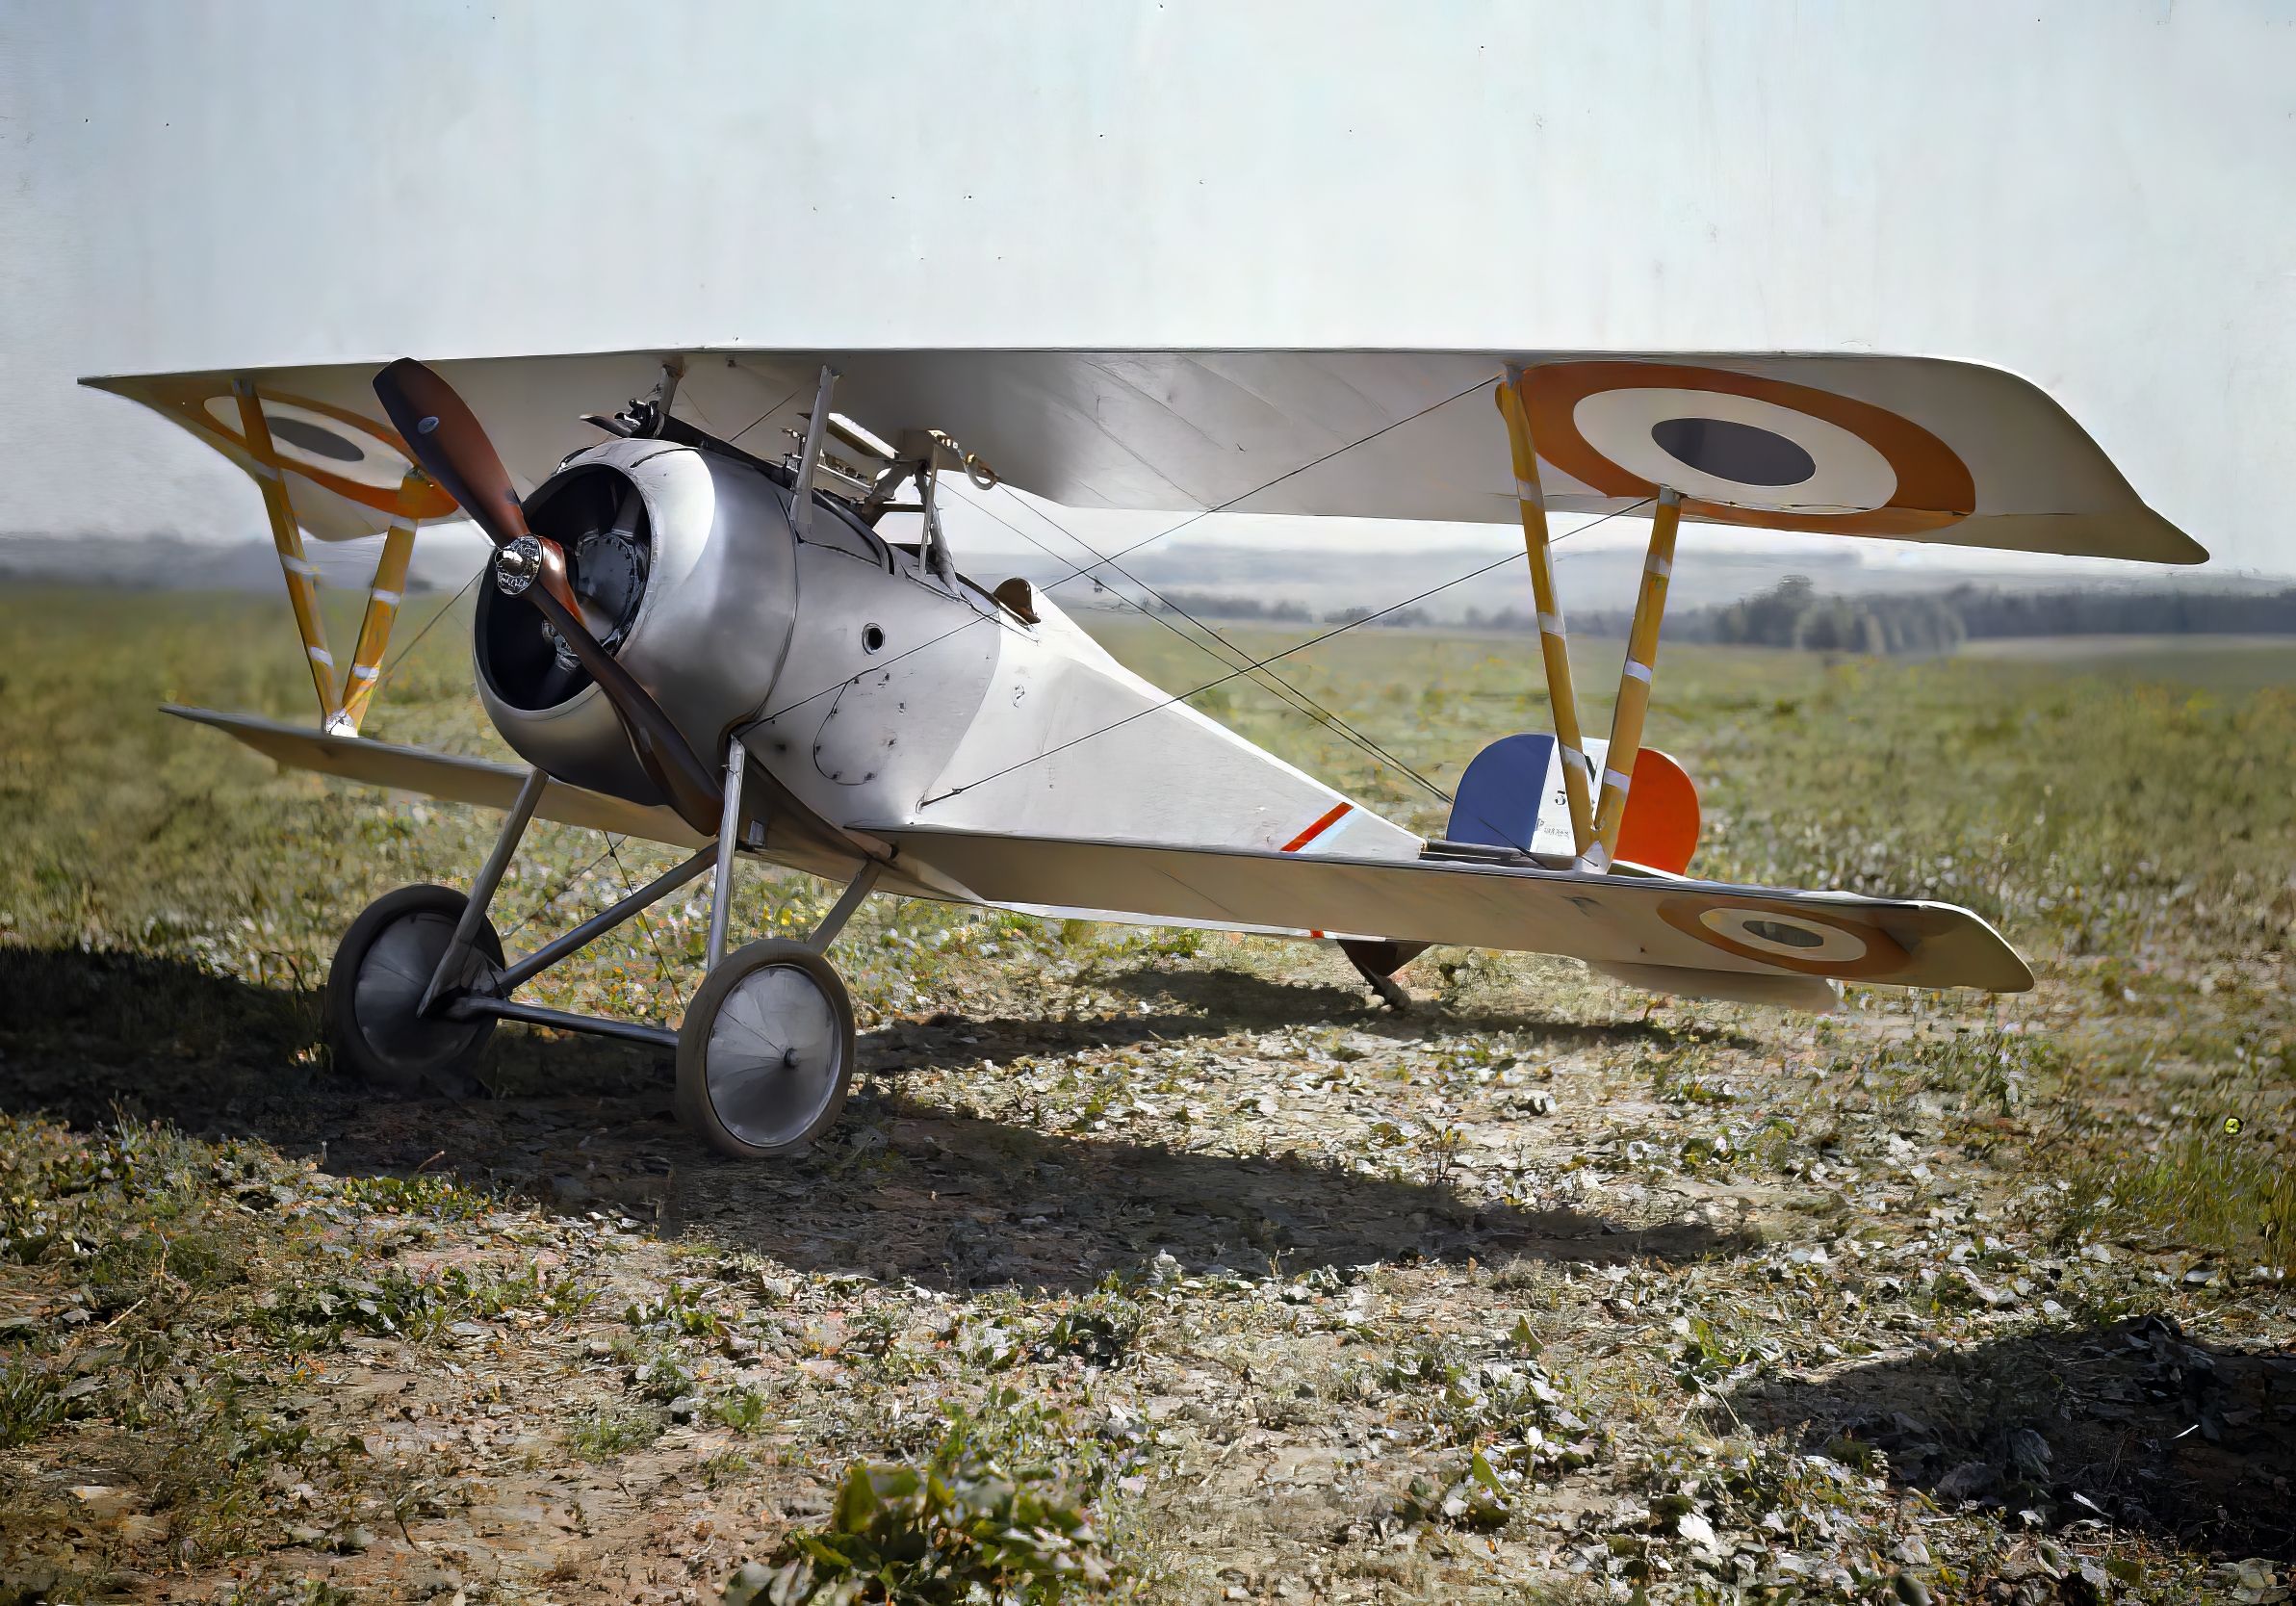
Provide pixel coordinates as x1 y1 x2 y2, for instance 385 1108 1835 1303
324 884 503 1093
676 939 857 1158
318 747 885 1159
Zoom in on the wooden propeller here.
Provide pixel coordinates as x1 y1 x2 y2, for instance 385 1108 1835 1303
373 358 722 832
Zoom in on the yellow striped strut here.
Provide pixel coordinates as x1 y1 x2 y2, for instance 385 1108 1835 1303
1580 486 1683 872
233 378 343 729
1497 368 1595 857
337 469 428 734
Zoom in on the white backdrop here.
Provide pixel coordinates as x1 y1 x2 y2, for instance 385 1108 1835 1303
2 0 2290 573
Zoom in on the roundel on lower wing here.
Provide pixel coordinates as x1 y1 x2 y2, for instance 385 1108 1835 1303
1518 362 1976 536
1657 896 1910 979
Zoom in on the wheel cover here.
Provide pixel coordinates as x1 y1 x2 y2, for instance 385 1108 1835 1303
704 963 843 1149
354 910 488 1068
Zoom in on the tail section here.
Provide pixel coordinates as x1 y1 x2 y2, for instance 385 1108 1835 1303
1447 733 1701 874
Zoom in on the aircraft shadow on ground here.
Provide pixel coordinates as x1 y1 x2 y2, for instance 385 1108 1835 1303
0 945 1752 1295
1097 962 1760 1053
1725 1315 2296 1563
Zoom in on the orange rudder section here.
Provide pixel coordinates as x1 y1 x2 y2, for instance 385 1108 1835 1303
1615 748 1700 874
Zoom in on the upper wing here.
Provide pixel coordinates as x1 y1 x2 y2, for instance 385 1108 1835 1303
868 822 2034 994
87 348 2202 562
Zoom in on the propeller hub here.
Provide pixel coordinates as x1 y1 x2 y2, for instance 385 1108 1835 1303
493 535 545 596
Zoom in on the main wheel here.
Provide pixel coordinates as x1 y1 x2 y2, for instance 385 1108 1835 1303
677 939 857 1159
324 884 504 1094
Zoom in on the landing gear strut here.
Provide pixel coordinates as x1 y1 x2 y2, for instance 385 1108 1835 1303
320 745 883 1160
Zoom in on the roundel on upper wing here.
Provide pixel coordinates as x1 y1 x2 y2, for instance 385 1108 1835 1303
1657 895 1911 979
1518 362 1976 536
200 393 455 509
100 371 462 526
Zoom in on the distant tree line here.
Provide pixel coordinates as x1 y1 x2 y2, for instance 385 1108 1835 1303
1940 583 2296 639
1461 578 1967 652
1465 578 2296 655
1149 578 2296 655
1153 590 1315 623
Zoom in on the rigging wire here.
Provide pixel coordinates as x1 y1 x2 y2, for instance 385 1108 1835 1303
750 372 1507 729
370 564 484 696
606 835 687 1017
727 377 810 448
1034 372 1503 595
944 482 1454 804
499 843 618 944
917 497 1656 808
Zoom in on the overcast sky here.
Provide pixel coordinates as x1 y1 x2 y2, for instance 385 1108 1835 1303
2 0 2291 579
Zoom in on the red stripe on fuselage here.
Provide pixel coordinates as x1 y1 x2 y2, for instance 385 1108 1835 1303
1281 801 1353 853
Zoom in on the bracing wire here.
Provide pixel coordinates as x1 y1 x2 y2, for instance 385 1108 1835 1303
606 835 687 1017
371 565 483 696
916 497 1657 808
500 843 618 944
944 483 1455 804
728 378 810 448
1033 372 1503 596
750 373 1507 731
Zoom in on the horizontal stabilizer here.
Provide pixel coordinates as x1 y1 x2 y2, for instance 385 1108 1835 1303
867 822 2033 994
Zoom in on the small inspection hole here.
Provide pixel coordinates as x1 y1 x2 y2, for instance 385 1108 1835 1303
862 624 886 653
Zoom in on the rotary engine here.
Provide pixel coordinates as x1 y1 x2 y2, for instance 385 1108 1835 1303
475 437 799 803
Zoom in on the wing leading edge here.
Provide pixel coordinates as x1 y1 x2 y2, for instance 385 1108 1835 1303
166 706 706 842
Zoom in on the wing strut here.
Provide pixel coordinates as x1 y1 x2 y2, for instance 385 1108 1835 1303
233 378 346 732
1498 369 1686 875
1497 369 1596 856
229 378 438 737
337 468 429 733
1583 486 1682 872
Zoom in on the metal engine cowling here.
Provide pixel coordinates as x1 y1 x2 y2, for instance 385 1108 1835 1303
475 437 797 804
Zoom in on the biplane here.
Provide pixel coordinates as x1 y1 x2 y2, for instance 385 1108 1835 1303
83 349 2204 1158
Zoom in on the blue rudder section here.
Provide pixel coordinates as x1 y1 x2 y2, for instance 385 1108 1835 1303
1447 733 1554 854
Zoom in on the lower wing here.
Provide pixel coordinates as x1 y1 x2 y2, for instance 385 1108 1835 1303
170 706 2030 994
167 705 706 843
867 823 2033 994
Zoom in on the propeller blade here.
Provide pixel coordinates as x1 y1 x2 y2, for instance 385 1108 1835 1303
371 358 723 833
372 358 529 550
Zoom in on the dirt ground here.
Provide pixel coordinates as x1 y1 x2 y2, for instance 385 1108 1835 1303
2 594 2291 1603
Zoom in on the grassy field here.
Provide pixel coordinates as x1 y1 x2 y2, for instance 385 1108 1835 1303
1 585 2291 1605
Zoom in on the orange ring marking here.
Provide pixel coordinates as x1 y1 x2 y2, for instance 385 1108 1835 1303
1657 894 1911 979
113 375 461 520
1520 361 1974 537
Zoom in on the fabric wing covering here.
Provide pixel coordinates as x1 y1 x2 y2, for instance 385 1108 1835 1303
89 348 2202 562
